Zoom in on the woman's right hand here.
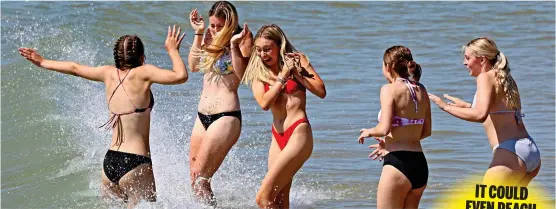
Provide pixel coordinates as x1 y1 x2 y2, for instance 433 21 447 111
369 137 388 161
18 47 44 67
428 93 448 110
280 53 299 78
443 94 471 108
189 9 205 33
165 25 186 52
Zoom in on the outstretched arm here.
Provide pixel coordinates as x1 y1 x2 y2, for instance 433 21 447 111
420 87 432 139
19 47 109 82
429 73 493 123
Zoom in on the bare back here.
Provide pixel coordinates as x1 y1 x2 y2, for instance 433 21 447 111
478 71 529 147
103 66 153 157
385 81 430 151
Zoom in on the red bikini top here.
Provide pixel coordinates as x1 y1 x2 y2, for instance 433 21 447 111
264 78 305 94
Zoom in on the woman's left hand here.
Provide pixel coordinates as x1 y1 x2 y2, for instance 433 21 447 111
231 23 250 48
428 93 448 110
369 137 388 161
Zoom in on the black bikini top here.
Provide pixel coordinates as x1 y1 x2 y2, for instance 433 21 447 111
99 69 155 147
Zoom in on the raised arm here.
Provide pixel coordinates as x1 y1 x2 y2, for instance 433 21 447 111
239 27 254 59
443 94 472 108
291 53 326 99
429 73 493 123
230 23 252 79
187 9 205 72
141 25 188 85
18 47 109 82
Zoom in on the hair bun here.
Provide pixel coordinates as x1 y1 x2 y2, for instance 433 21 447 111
407 60 416 72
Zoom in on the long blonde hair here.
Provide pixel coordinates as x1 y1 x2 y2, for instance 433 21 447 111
242 24 297 85
463 37 521 110
198 1 239 74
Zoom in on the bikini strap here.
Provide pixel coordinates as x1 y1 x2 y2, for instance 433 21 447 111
490 109 525 124
515 111 525 123
116 69 139 110
101 69 135 132
398 78 419 112
107 69 132 109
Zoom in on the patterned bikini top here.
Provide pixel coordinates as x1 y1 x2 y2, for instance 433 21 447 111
201 50 234 75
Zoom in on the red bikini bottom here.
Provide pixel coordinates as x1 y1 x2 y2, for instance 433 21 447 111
272 118 309 150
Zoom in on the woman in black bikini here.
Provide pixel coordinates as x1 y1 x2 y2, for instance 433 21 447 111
359 46 431 209
18 25 187 207
186 1 252 206
242 24 326 208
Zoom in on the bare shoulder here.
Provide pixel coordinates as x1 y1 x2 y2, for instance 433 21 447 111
380 83 394 94
416 82 428 92
135 64 161 74
140 64 157 70
477 71 496 86
100 65 116 70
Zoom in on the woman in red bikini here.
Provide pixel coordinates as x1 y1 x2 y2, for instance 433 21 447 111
242 24 326 208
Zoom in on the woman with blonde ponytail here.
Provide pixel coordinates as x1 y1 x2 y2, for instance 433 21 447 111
186 1 253 206
429 37 541 186
243 24 326 208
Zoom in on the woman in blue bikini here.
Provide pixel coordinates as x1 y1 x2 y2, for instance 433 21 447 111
429 37 541 186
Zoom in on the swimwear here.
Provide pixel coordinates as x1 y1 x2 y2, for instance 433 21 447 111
383 151 428 189
198 110 242 130
470 93 538 172
272 118 309 150
98 69 155 184
378 78 428 189
493 136 540 173
377 78 424 127
471 92 525 123
264 78 306 94
99 69 155 147
103 150 152 184
264 78 308 150
201 50 234 75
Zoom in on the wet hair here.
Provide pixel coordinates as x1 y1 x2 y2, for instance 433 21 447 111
198 1 240 74
383 45 422 82
209 1 242 36
463 37 520 110
113 35 144 70
242 24 297 85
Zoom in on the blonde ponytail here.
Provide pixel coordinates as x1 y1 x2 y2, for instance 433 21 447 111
493 52 521 110
464 37 522 110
